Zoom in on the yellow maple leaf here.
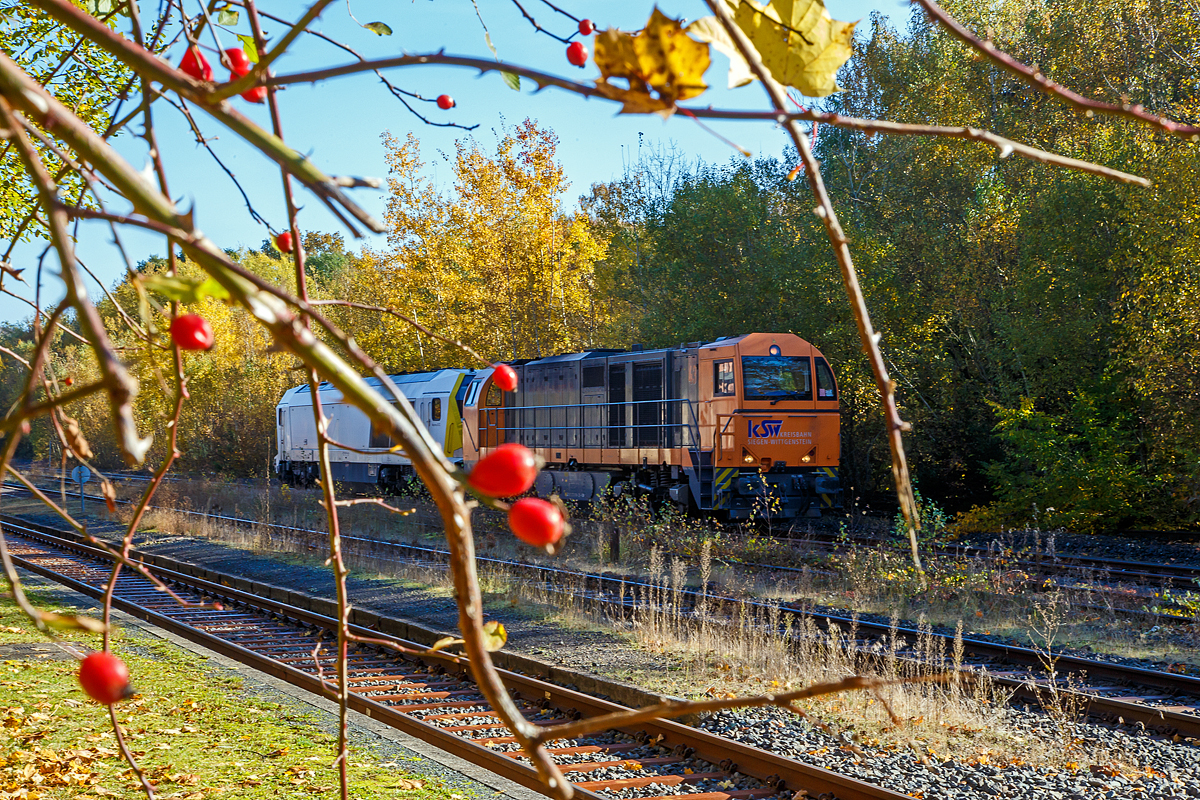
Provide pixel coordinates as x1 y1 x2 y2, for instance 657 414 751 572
594 8 710 115
690 0 855 97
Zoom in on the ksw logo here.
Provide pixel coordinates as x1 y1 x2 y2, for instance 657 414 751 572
748 419 783 438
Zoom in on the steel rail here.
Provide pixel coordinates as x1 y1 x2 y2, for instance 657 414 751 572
1 515 910 800
4 506 1200 741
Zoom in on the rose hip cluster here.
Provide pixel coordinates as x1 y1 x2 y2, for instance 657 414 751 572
178 45 266 103
467 367 563 548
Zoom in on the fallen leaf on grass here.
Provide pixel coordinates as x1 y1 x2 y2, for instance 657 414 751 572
382 779 425 791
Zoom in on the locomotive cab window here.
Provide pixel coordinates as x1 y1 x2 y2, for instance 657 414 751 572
485 383 503 407
431 397 442 422
713 360 735 396
815 358 837 400
742 356 812 402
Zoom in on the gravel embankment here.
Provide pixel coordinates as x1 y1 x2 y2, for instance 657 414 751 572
700 705 1200 800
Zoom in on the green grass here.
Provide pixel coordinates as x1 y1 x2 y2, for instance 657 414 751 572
0 592 474 800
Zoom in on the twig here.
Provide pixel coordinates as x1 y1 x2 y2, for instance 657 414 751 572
913 0 1200 140
510 0 576 44
329 497 415 515
533 675 947 745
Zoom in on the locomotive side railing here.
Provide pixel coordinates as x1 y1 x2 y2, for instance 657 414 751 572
480 398 703 452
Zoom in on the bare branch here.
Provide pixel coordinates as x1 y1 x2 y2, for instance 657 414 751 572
914 0 1200 140
267 52 1146 186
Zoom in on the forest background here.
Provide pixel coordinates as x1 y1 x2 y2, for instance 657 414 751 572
1 0 1197 535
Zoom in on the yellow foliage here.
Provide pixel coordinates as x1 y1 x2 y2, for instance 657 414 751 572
691 0 855 97
361 120 615 371
594 8 711 114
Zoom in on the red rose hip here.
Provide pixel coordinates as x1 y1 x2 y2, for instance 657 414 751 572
180 46 213 82
170 314 215 351
566 41 588 67
578 19 594 35
275 231 294 253
78 651 133 705
508 498 564 547
468 443 538 497
223 47 266 103
223 47 251 74
437 94 455 110
492 363 518 392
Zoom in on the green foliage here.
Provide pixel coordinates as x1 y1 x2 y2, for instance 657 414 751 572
964 392 1155 534
0 4 134 241
584 0 1200 531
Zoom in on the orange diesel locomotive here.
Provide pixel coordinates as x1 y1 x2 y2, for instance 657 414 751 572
463 333 841 519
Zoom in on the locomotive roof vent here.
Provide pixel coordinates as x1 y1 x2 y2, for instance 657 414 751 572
631 343 645 351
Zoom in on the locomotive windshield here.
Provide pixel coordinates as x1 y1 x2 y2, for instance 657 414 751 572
741 356 812 401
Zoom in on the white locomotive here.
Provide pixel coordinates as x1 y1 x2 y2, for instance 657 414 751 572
274 369 474 490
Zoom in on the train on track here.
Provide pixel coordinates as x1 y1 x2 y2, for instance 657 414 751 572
275 332 841 519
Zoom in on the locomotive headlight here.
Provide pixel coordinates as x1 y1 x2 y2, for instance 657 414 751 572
742 448 756 464
769 344 781 356
801 454 812 463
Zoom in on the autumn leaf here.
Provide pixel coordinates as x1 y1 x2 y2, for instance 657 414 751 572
481 620 506 652
686 16 755 89
594 8 710 115
362 22 392 36
100 479 117 513
691 0 855 97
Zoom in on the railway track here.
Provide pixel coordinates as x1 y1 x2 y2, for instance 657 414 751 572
764 531 1200 592
4 501 1200 745
10 470 1200 599
1 514 906 800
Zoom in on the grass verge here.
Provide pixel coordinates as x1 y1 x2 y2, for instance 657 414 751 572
0 590 473 800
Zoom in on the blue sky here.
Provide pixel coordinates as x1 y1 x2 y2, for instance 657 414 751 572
3 0 909 323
